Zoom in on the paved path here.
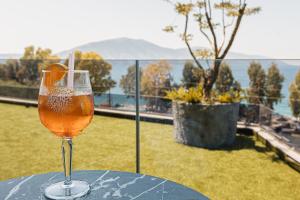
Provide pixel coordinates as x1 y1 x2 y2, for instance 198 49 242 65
238 123 300 170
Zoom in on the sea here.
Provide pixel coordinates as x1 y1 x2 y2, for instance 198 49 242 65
94 59 300 116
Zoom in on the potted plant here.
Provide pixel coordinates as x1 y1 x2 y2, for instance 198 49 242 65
167 73 241 148
164 0 260 148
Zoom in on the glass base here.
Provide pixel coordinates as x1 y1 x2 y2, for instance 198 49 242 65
44 180 90 200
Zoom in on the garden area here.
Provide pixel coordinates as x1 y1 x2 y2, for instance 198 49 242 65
1 102 299 200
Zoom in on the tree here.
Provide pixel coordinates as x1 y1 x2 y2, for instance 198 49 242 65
247 61 266 104
215 62 240 94
0 60 20 81
65 51 116 93
0 64 5 79
265 63 284 109
18 46 59 84
164 0 260 98
120 64 142 96
182 61 203 88
141 60 172 96
141 60 172 111
6 60 19 80
289 71 300 118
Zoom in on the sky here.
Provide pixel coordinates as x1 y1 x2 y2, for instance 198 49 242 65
0 0 300 58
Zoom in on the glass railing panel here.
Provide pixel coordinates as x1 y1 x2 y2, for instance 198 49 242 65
85 59 136 173
1 58 300 199
0 59 137 181
139 59 300 199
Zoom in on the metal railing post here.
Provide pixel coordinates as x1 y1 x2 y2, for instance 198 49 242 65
135 60 140 173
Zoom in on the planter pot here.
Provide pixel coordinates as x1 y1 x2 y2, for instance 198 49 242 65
172 101 239 149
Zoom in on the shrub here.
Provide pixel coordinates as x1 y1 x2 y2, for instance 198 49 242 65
166 85 241 104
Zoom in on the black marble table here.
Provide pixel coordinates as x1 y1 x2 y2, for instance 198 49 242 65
0 170 209 200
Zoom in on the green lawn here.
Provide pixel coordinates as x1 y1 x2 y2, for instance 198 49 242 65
0 103 299 200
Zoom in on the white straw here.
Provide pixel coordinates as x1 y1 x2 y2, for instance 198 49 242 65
67 52 75 89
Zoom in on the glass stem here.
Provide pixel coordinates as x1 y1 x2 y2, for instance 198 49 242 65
62 137 73 187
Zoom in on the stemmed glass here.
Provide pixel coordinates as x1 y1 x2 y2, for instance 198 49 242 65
38 69 94 199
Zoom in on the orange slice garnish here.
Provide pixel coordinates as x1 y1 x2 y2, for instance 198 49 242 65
44 63 68 88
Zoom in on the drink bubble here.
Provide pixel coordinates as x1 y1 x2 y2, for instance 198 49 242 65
47 88 74 112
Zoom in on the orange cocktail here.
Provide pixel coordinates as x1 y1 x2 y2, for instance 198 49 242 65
38 62 94 199
38 94 94 137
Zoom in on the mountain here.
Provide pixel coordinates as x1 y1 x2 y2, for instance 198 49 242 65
0 53 21 59
58 37 185 59
1 37 296 64
58 37 268 60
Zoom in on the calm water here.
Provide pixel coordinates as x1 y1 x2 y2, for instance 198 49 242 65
97 59 300 116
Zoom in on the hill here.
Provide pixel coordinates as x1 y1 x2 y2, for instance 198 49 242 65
58 37 267 60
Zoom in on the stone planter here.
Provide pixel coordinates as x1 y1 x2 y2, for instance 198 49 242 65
172 101 239 149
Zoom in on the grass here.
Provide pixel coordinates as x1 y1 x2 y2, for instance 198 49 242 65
0 103 299 200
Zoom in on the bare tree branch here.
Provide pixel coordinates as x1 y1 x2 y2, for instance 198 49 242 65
197 7 214 50
226 17 235 27
205 11 218 58
207 0 212 18
219 0 226 54
183 14 204 71
218 6 237 53
199 26 214 50
220 3 247 59
221 0 225 33
219 15 236 53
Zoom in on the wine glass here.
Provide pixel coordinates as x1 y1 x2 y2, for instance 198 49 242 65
38 70 94 199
